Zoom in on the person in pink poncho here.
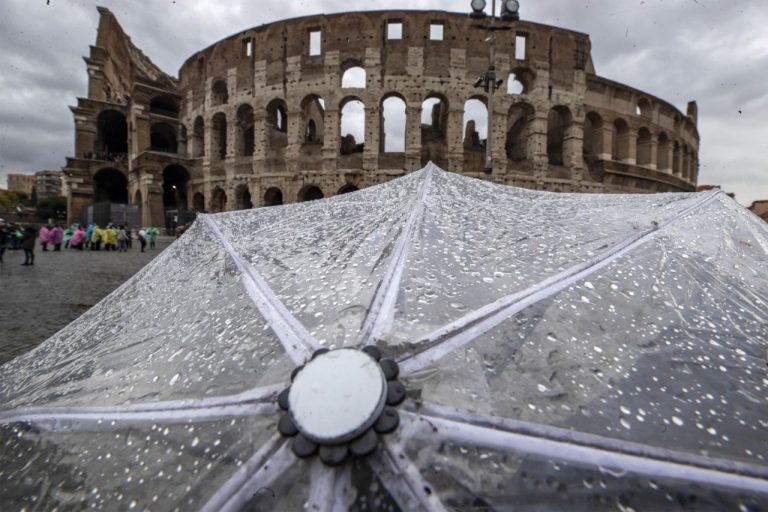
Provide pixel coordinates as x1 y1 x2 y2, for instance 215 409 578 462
49 224 64 251
38 225 50 251
69 226 86 250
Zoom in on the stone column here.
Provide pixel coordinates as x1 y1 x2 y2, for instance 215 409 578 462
322 107 340 172
528 111 549 181
285 108 303 173
363 105 381 171
405 103 422 171
446 103 465 173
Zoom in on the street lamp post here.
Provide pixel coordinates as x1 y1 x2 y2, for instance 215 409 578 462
470 0 520 177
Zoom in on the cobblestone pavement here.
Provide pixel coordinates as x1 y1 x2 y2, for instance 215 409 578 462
0 238 174 365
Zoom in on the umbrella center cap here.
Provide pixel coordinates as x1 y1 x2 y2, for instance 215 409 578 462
288 348 387 444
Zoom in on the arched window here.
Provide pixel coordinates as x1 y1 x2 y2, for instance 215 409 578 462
657 132 671 171
95 110 128 155
672 141 682 176
506 103 533 162
583 111 604 160
212 80 228 106
236 104 255 157
381 95 406 152
235 184 253 210
266 99 288 150
636 127 652 166
94 168 128 203
547 106 571 166
299 185 324 202
150 95 179 118
337 184 359 194
150 123 177 153
264 187 283 206
341 66 366 88
636 98 652 117
463 99 487 149
192 192 205 212
421 94 449 167
212 113 227 160
340 98 365 154
507 73 524 95
162 165 189 210
301 95 325 143
211 186 227 213
612 119 630 161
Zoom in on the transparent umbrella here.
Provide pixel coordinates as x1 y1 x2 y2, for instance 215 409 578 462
1 164 767 511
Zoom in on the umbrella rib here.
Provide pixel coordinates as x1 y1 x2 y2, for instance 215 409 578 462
201 214 319 365
357 163 435 346
402 405 768 495
398 189 724 375
307 460 352 512
200 434 294 512
0 382 284 431
367 438 450 512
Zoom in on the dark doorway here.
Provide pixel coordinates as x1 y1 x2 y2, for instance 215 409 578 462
300 186 324 202
96 110 128 155
264 187 283 206
162 165 190 210
94 168 128 203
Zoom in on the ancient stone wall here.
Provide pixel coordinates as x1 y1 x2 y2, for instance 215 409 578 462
65 8 700 226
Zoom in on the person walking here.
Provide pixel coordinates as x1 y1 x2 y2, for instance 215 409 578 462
117 225 128 252
137 227 147 253
70 225 86 250
63 225 74 249
20 226 37 266
38 225 50 251
91 224 102 251
104 224 117 251
85 224 94 250
147 226 159 249
50 224 64 251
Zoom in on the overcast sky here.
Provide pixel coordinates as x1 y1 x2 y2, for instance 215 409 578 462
0 0 765 206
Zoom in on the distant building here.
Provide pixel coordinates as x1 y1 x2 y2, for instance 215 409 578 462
7 174 36 197
35 171 64 200
750 200 768 223
697 184 735 200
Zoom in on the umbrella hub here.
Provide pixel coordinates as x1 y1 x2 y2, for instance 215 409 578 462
277 347 406 465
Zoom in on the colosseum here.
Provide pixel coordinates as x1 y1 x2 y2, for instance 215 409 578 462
64 7 700 227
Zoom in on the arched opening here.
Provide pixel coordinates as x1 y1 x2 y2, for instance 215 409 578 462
420 94 448 167
657 132 671 171
507 73 524 95
192 117 205 158
236 104 255 157
266 99 288 150
340 98 365 154
93 168 128 203
162 165 189 211
150 95 179 118
381 95 406 152
212 80 228 106
547 106 571 166
506 103 533 162
212 113 227 160
211 186 227 213
612 119 630 161
235 184 253 210
150 123 177 153
95 110 128 156
583 111 604 160
507 68 534 95
463 98 487 149
636 98 652 117
337 184 359 194
192 192 205 212
301 95 325 144
299 185 324 202
264 187 283 206
672 141 682 176
341 66 366 88
637 127 652 166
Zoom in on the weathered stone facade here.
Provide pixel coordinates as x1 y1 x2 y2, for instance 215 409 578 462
65 8 700 227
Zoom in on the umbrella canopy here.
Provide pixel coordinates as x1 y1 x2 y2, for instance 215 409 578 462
1 163 767 511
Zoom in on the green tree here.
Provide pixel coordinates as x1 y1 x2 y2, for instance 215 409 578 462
36 196 67 221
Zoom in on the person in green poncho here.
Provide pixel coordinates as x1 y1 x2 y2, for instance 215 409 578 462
63 224 75 249
146 226 159 249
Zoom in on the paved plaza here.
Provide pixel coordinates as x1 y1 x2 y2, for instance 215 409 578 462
0 238 173 365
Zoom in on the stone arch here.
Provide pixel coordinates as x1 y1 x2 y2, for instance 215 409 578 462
506 102 534 162
463 97 488 149
340 96 365 154
636 98 652 117
421 93 449 167
192 116 205 158
381 93 407 153
211 186 227 213
236 104 255 157
162 165 190 210
150 95 179 118
657 132 671 171
93 168 128 203
266 98 288 150
547 105 572 166
337 184 359 194
95 110 128 155
636 127 652 166
299 185 324 202
583 111 604 160
612 118 630 161
212 112 227 160
264 187 283 206
301 95 325 144
212 80 228 106
509 67 535 95
341 64 367 89
234 184 253 209
192 192 205 212
150 122 177 153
